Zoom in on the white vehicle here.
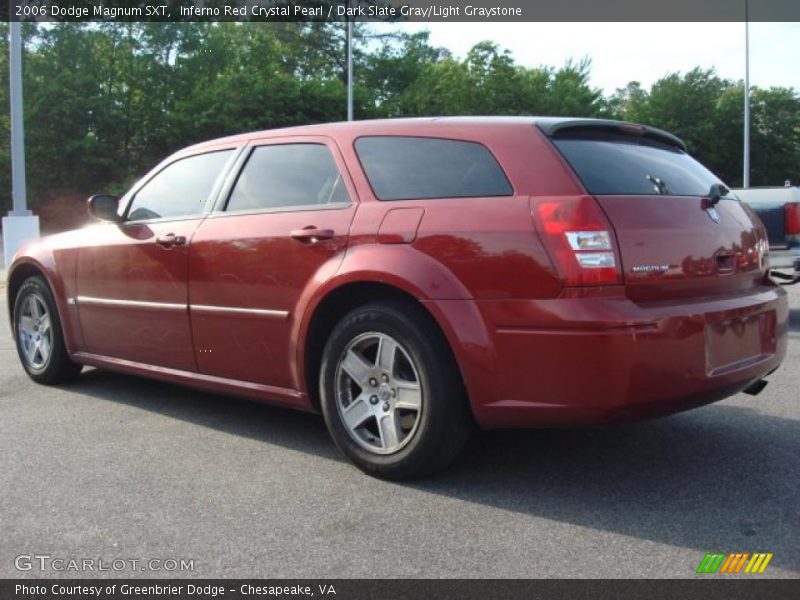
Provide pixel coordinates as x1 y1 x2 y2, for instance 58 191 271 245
732 185 800 278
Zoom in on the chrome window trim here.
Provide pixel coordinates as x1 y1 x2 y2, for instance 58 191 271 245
116 214 208 227
208 201 351 219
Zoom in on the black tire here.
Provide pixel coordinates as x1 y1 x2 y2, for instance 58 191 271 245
13 275 82 384
320 300 472 479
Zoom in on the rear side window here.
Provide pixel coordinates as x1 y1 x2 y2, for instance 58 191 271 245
355 136 512 201
553 138 723 196
226 144 350 212
127 150 234 221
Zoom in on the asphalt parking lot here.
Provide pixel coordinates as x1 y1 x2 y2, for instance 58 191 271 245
0 275 798 579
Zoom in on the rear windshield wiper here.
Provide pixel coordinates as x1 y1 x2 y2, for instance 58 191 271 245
707 183 730 206
646 174 671 195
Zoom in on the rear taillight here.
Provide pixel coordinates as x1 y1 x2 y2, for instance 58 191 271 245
785 203 800 235
531 195 623 286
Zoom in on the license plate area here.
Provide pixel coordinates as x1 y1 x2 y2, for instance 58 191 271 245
706 311 776 376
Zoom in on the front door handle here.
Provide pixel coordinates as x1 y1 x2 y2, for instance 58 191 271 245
290 227 335 243
156 233 187 248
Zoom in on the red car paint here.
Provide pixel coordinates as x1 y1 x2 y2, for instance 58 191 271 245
7 118 788 427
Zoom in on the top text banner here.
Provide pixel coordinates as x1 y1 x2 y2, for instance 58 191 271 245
6 0 800 22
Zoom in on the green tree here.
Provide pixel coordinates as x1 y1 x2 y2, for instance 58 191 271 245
608 81 648 120
612 69 800 186
750 87 800 185
545 58 607 117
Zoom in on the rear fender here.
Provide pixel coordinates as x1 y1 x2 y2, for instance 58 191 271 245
291 244 498 417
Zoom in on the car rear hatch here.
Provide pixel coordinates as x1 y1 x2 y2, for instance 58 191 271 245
539 120 769 302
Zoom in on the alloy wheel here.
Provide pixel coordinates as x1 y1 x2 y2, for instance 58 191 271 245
335 332 423 455
17 292 53 370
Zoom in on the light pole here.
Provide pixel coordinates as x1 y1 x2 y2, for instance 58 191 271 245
743 2 751 188
9 20 28 217
346 1 354 121
3 17 40 269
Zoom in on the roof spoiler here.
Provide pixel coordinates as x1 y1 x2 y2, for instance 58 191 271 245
536 118 687 152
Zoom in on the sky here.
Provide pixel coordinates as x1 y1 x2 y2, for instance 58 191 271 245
375 22 800 95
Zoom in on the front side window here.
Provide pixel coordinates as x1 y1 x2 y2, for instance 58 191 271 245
126 150 234 221
226 144 350 212
354 136 513 201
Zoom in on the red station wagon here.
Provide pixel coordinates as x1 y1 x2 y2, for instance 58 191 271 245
7 117 789 478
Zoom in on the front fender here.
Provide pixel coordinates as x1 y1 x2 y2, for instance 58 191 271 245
6 235 83 354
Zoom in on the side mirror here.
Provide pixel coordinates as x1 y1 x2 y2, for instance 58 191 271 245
87 194 121 222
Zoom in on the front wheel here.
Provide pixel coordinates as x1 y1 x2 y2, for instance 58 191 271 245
320 300 472 479
13 276 82 384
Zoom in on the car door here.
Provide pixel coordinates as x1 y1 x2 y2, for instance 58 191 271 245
76 148 237 371
188 136 358 389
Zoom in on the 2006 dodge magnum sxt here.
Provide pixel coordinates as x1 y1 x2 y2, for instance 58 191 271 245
7 117 788 478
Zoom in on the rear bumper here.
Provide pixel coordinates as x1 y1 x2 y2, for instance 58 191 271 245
445 284 788 428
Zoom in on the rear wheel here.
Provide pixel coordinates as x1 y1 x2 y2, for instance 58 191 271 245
13 276 82 384
320 300 472 479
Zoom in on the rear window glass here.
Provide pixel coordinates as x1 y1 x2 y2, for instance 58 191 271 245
553 138 723 196
355 136 513 201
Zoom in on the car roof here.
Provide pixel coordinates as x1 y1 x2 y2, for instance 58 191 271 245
182 116 686 153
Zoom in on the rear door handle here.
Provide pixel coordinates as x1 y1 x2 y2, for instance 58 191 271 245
156 233 187 248
290 227 335 243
